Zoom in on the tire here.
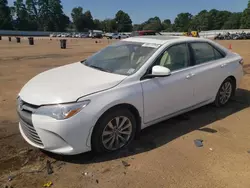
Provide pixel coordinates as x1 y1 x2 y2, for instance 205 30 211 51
91 109 137 153
214 78 235 107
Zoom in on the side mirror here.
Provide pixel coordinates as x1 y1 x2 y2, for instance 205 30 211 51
142 65 171 79
151 65 171 77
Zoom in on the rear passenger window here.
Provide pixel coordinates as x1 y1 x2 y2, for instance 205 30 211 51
190 43 224 65
214 48 224 60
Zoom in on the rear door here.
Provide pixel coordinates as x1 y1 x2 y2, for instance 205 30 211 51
188 42 228 104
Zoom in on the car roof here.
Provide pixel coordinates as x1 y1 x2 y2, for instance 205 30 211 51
122 35 205 45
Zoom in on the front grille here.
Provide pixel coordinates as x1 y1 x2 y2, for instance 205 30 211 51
20 118 43 146
17 98 43 146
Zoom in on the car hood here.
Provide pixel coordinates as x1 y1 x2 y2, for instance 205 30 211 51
19 62 127 105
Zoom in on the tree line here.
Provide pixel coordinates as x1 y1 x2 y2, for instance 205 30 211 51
0 0 250 32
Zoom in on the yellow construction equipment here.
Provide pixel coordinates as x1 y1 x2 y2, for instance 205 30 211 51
183 31 199 37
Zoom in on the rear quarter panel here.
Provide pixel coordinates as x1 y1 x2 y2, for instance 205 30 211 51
225 53 244 89
209 40 243 89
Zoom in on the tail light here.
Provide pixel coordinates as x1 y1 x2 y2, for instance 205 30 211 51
239 59 244 66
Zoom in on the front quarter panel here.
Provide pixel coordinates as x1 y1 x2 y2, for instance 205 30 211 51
78 81 144 146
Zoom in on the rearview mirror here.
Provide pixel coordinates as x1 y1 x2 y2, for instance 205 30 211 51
151 65 171 77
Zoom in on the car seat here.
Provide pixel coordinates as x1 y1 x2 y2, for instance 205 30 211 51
159 48 186 71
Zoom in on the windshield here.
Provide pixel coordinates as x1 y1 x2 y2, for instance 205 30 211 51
82 41 160 75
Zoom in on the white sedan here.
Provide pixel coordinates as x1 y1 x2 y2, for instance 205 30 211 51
17 36 244 155
113 33 129 39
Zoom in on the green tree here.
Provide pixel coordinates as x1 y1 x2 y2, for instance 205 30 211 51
190 10 210 31
101 19 117 32
71 8 95 31
83 10 94 29
162 19 172 31
142 16 162 31
115 10 132 32
66 21 75 31
207 9 231 30
71 7 85 31
241 0 250 29
36 0 68 31
93 19 102 30
0 0 13 29
49 0 69 31
174 13 192 32
26 0 38 17
25 0 39 30
223 12 242 29
37 0 50 30
217 11 232 29
13 0 30 30
133 24 143 31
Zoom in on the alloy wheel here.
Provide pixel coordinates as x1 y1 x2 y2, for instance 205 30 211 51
101 116 133 151
219 81 232 104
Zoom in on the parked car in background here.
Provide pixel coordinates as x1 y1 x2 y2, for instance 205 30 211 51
17 36 243 155
131 30 161 36
61 33 67 37
75 33 81 38
91 33 103 38
81 33 89 38
50 33 56 37
66 33 72 37
112 33 129 39
105 33 113 39
89 30 103 38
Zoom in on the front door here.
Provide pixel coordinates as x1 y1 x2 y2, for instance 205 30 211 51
141 43 196 123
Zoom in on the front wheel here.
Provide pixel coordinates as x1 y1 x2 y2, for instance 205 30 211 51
214 78 235 107
91 109 136 153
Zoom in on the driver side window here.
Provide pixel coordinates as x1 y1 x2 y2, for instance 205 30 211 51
155 43 189 71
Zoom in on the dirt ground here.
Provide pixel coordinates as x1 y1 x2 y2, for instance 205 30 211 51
1 36 250 188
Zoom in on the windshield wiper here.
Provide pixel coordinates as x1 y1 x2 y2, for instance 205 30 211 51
88 65 110 72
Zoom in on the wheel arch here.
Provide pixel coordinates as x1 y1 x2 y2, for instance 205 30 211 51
227 75 237 95
90 103 142 148
216 75 237 97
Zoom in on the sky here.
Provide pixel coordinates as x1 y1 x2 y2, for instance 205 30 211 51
8 0 249 24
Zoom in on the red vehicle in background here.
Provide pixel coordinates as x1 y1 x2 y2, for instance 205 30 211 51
131 30 162 36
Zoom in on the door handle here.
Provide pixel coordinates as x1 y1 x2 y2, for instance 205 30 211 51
186 73 195 79
220 64 226 68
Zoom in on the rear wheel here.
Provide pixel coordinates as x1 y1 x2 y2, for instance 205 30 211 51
214 78 234 107
92 109 136 153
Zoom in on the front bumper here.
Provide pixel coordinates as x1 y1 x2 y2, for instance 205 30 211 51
18 102 94 155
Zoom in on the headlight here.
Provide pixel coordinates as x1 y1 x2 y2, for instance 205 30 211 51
35 100 90 120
